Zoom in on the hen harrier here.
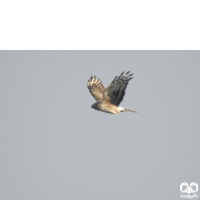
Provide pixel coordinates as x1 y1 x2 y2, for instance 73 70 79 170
87 71 136 114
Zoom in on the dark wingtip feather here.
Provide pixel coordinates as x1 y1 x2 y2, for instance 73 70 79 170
128 77 133 81
129 73 133 77
113 76 117 81
119 71 124 78
126 71 130 74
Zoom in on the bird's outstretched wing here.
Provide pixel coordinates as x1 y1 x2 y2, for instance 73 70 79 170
103 71 133 106
87 76 106 102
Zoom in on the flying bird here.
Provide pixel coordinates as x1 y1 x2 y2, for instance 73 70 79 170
87 71 136 114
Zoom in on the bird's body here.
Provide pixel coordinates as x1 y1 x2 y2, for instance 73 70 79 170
92 102 121 114
87 71 136 114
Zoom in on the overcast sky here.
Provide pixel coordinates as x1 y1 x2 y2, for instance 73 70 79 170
1 51 200 200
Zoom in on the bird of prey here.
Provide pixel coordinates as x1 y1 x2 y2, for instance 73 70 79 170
87 71 136 114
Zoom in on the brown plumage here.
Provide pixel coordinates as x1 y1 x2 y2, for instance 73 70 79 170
87 71 137 114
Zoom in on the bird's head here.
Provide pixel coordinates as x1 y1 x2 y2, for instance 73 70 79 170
91 103 97 110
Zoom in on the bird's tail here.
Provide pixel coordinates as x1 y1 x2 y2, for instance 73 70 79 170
123 108 137 113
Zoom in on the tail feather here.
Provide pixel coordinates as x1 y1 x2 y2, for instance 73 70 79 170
124 108 137 113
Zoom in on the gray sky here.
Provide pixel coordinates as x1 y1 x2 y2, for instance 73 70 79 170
0 51 200 200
